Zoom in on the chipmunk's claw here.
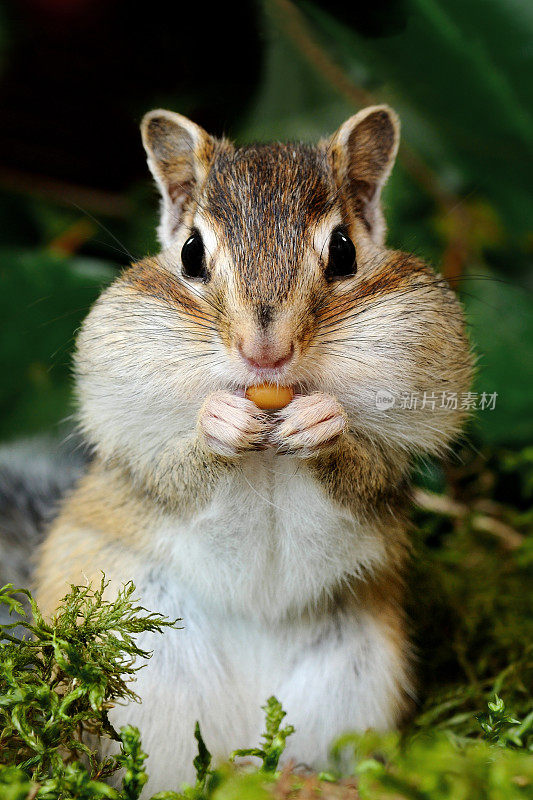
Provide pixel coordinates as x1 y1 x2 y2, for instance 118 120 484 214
199 391 269 457
271 393 347 458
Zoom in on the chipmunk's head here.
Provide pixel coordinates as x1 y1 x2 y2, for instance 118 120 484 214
140 106 399 385
75 107 471 464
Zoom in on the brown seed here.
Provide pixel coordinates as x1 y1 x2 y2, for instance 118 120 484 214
245 383 294 411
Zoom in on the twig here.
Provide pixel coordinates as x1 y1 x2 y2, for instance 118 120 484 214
0 166 132 218
48 219 97 256
267 0 470 285
414 488 524 550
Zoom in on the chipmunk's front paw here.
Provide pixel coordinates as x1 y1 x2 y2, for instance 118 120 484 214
272 393 347 458
199 391 269 457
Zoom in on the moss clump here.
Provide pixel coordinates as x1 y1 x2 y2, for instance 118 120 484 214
0 578 177 799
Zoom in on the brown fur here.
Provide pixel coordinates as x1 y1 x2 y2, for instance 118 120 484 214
33 107 472 773
308 431 410 517
204 143 335 302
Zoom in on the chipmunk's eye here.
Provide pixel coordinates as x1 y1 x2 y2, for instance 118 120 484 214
325 228 357 280
181 229 209 281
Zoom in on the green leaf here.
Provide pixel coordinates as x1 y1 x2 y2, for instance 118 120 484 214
0 248 115 440
193 722 212 787
298 0 533 238
462 270 533 445
229 697 294 775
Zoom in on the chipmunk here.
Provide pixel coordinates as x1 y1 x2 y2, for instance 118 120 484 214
34 105 472 794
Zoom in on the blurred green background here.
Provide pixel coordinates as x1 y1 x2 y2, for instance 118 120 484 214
0 0 531 450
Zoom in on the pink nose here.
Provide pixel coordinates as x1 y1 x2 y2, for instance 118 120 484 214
239 341 294 371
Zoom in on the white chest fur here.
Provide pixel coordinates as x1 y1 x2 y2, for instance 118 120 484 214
98 454 408 795
146 453 386 619
105 569 408 796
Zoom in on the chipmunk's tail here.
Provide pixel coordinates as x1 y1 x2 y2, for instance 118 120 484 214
0 434 87 624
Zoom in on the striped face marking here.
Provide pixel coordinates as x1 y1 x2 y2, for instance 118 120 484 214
202 143 336 303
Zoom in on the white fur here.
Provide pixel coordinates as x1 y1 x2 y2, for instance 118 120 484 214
148 452 387 618
90 448 408 794
103 545 407 795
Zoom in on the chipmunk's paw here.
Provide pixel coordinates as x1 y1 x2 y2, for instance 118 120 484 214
199 391 269 457
272 393 347 458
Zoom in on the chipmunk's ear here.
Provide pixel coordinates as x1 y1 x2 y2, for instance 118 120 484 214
141 109 215 247
328 105 399 244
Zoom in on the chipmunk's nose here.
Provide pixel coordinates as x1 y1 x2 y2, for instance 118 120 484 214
238 340 294 371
